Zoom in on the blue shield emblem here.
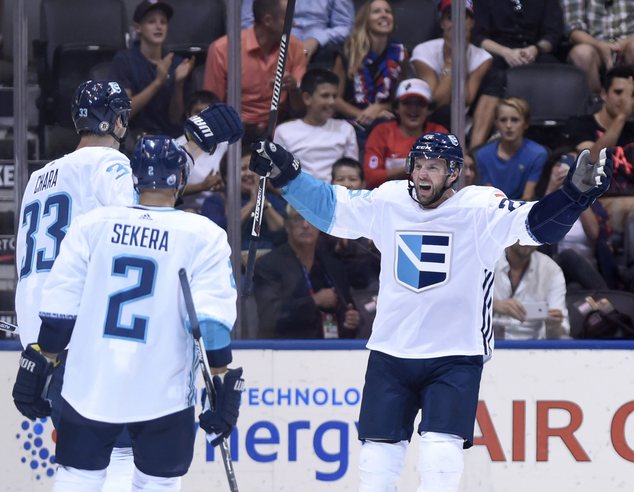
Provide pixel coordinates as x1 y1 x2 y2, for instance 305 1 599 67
395 232 452 292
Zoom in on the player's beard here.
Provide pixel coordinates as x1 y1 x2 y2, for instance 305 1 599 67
414 176 452 208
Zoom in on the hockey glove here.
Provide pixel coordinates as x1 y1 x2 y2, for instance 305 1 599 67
12 344 55 420
183 103 244 154
562 148 612 206
199 367 245 446
249 139 301 188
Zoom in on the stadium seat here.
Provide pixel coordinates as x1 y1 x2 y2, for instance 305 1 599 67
566 289 634 338
37 0 127 128
505 63 590 126
505 63 590 149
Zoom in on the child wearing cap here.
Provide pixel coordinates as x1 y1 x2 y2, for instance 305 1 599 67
111 0 195 145
362 78 448 188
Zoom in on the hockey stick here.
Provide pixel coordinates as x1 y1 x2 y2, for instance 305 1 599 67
243 0 297 296
178 268 239 492
0 320 18 333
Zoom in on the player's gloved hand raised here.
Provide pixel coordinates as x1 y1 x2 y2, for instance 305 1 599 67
249 139 301 188
562 148 613 206
12 344 55 420
199 367 245 446
183 103 244 154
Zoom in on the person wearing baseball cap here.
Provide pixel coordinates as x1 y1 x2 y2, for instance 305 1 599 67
438 0 474 16
363 78 449 188
411 0 499 152
133 0 173 23
111 0 194 147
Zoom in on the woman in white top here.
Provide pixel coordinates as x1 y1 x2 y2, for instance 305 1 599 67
411 0 498 150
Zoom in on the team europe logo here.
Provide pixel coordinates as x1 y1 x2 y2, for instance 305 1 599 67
395 232 452 292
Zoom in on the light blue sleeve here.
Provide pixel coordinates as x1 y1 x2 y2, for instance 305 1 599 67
282 171 377 240
185 317 231 351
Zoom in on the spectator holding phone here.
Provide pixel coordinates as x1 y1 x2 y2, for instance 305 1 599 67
492 241 569 340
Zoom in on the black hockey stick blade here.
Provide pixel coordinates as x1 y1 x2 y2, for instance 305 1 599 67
0 320 17 333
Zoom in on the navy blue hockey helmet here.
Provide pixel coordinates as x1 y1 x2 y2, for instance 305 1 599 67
131 136 190 197
71 80 131 138
406 132 464 175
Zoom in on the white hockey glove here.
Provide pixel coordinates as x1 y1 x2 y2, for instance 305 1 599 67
562 148 613 206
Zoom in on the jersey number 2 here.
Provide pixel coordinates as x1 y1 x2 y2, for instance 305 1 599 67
20 194 71 278
104 256 157 342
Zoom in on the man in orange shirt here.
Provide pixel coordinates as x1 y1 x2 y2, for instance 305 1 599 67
204 0 307 140
363 78 448 188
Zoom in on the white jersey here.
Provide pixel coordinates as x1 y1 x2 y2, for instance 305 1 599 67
39 206 237 423
15 146 135 347
284 175 539 360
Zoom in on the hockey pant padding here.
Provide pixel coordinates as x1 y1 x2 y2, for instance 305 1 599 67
417 432 464 492
52 466 106 492
359 439 408 491
102 446 135 492
132 467 182 491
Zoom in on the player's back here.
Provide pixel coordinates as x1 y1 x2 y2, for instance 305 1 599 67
40 205 236 422
15 146 134 347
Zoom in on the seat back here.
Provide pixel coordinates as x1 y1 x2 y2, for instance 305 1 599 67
38 0 127 128
505 63 590 126
40 0 127 69
566 289 634 338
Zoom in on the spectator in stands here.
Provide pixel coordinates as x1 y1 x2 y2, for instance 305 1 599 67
274 69 359 182
492 241 570 340
461 150 477 186
475 97 547 200
176 90 226 210
203 0 307 142
111 0 194 143
363 78 447 188
201 140 286 251
240 0 355 68
320 158 381 290
254 204 361 339
536 149 615 290
471 0 564 98
332 0 408 139
412 0 497 150
562 0 634 95
564 65 634 235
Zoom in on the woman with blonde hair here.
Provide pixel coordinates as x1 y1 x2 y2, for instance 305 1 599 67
332 0 407 134
474 96 548 200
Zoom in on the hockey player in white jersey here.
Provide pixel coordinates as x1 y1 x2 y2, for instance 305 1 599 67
249 132 613 491
12 136 245 492
13 78 244 490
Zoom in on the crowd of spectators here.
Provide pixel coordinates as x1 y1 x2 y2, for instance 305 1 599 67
8 0 634 341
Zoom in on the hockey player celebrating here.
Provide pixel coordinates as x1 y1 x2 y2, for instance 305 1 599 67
13 79 243 490
12 136 244 491
248 132 612 491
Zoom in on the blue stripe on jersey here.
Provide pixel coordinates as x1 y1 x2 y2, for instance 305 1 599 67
283 172 337 233
480 270 494 355
423 235 450 246
420 252 446 263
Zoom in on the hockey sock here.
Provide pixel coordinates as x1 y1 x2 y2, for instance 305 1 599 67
132 466 182 491
417 432 464 492
359 440 408 491
52 466 106 492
